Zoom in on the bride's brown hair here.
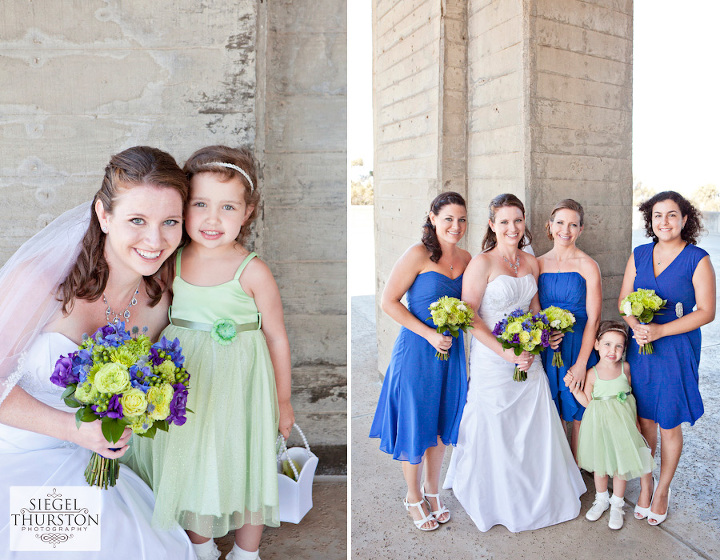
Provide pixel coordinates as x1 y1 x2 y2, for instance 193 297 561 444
482 193 532 251
58 146 189 313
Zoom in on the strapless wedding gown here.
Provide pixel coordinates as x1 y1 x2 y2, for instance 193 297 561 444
443 275 586 532
0 332 193 559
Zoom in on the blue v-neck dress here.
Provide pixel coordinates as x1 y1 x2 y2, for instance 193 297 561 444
626 242 707 428
370 271 468 464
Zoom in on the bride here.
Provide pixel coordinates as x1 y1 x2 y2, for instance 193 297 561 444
0 147 193 558
443 193 586 532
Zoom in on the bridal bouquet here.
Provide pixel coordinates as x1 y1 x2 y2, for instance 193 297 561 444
427 296 474 360
50 322 190 488
541 306 576 367
493 309 552 381
620 288 666 354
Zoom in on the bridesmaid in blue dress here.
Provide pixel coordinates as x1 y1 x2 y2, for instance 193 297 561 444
619 191 715 527
538 199 601 460
370 192 471 532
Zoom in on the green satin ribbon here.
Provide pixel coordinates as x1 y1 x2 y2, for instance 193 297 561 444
170 317 261 333
593 389 632 401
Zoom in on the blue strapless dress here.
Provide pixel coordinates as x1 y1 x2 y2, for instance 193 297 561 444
369 272 468 464
626 243 707 428
538 272 598 422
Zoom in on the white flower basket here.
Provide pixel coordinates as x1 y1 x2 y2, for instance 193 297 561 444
276 423 318 524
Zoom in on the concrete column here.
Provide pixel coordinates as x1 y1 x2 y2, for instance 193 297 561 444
373 0 468 370
374 0 633 371
256 0 347 471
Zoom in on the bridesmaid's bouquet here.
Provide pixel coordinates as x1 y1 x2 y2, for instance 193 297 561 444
541 306 576 367
50 322 190 488
493 309 552 381
620 289 666 354
427 296 475 360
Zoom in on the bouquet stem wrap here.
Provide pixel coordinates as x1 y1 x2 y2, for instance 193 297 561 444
85 453 119 489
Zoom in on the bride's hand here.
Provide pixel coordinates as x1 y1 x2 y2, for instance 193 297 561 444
70 420 132 459
426 330 452 357
503 349 534 371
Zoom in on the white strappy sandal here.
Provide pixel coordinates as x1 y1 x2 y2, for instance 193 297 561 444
421 486 451 524
403 496 439 531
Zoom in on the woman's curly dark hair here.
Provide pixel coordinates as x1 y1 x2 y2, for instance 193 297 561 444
421 191 467 263
639 190 704 245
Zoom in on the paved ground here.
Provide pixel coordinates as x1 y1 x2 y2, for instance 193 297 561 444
350 227 720 560
216 476 347 559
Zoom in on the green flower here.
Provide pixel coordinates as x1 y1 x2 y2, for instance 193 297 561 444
94 363 130 394
211 319 237 345
110 346 138 367
616 391 628 404
130 414 152 434
155 359 177 379
121 388 148 417
75 382 99 404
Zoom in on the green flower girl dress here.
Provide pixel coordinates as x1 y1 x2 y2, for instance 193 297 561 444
129 249 280 536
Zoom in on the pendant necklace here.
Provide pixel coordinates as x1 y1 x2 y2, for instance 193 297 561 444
503 254 520 275
103 280 141 325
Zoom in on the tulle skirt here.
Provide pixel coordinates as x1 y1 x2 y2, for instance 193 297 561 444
126 327 280 537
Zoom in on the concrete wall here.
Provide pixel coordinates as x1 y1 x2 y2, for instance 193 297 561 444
374 0 634 371
0 0 346 473
373 0 467 369
527 0 633 318
257 0 347 472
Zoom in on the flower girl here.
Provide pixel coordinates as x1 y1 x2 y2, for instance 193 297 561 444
567 320 654 530
131 145 294 560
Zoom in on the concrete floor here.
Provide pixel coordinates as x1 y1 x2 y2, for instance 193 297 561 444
215 476 347 559
350 229 720 560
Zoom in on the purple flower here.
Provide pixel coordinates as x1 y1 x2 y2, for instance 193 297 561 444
50 353 79 387
155 337 185 367
541 329 551 347
105 394 124 419
149 347 165 366
509 309 525 319
512 333 520 344
167 384 189 426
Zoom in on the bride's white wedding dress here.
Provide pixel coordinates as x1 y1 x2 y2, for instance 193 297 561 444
0 332 193 559
443 274 586 532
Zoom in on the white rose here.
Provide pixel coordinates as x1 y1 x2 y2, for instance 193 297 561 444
623 301 632 316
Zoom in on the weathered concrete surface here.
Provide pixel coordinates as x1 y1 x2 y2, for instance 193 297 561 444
1 0 347 471
217 477 347 559
374 0 634 373
351 228 720 559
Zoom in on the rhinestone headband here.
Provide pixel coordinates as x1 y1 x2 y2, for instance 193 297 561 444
601 327 628 338
204 162 254 192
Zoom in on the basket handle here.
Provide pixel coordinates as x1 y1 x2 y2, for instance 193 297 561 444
276 423 311 480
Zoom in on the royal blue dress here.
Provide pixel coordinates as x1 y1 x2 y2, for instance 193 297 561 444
369 272 468 464
538 272 598 422
626 242 707 428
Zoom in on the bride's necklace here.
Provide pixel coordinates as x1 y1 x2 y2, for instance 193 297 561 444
502 254 520 275
103 280 141 325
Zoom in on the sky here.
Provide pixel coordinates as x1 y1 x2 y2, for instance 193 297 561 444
347 1 720 195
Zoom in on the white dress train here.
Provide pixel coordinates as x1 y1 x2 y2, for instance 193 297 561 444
0 332 194 559
443 275 586 532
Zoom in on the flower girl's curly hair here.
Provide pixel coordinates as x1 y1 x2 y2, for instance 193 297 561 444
183 145 260 246
639 191 704 245
596 320 628 347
